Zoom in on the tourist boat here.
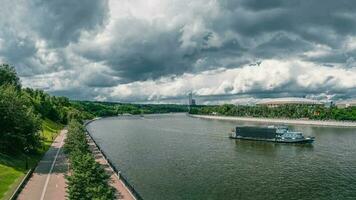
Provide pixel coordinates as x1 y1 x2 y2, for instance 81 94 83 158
229 125 315 143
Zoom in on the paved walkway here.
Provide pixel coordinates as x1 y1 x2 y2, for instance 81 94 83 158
87 136 136 200
18 130 68 200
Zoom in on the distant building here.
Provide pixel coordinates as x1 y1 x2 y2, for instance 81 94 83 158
335 100 356 108
188 92 196 106
256 97 322 108
323 101 334 108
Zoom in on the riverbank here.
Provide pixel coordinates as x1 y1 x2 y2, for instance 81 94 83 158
190 114 356 127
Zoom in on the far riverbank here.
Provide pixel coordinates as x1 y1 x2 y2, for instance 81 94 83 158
189 114 356 127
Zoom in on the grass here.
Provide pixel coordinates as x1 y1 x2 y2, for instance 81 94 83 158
41 118 64 147
0 119 63 200
0 162 23 200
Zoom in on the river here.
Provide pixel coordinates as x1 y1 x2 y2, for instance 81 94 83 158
86 113 356 200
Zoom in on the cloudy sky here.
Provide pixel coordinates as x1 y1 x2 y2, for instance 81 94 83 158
1 0 356 104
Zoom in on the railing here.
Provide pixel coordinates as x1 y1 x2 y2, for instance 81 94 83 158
9 167 35 200
85 119 144 200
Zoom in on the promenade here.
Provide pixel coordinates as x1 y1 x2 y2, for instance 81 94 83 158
18 130 68 200
190 114 356 127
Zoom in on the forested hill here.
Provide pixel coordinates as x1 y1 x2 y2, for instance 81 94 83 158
0 64 92 155
0 63 188 154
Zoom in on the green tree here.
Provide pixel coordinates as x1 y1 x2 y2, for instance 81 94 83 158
0 64 21 88
64 120 115 200
0 85 41 154
67 152 115 200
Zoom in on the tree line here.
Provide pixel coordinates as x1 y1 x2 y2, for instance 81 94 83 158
189 104 356 121
64 120 115 200
72 101 188 117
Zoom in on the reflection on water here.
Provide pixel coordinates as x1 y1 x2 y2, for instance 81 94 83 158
233 139 314 155
87 113 356 200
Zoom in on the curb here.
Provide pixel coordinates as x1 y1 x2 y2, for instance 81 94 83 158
8 168 35 200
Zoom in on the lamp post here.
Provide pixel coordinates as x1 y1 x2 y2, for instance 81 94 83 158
24 147 29 170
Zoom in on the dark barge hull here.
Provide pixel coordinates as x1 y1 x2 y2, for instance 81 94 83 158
229 136 315 144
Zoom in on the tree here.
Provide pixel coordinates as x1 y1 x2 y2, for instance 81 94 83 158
64 120 115 200
0 85 41 154
0 64 21 88
67 152 115 200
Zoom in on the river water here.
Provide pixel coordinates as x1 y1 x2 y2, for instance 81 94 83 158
87 113 356 200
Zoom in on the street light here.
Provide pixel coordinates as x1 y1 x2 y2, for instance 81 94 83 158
24 147 29 170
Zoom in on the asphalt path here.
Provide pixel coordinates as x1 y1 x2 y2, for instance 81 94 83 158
18 130 68 200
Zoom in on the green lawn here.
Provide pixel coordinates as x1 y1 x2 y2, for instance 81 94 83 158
0 162 23 200
0 119 63 200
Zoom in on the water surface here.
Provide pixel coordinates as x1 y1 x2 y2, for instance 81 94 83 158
87 114 356 200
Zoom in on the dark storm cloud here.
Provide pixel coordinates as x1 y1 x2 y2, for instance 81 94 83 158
307 53 349 64
82 71 120 87
0 0 109 79
0 34 36 62
76 0 356 84
216 0 356 64
239 0 285 11
32 0 109 47
79 19 195 82
218 0 356 49
251 33 313 58
104 31 189 82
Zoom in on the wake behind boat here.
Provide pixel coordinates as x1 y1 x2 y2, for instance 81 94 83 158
229 125 315 144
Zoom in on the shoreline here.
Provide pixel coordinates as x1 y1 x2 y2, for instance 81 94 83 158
190 114 356 127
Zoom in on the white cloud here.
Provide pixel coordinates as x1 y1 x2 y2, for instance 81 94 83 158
106 59 356 102
21 70 79 91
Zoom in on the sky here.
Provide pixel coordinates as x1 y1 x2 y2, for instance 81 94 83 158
1 0 356 104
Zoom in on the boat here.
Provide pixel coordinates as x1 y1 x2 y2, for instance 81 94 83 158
229 125 315 144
